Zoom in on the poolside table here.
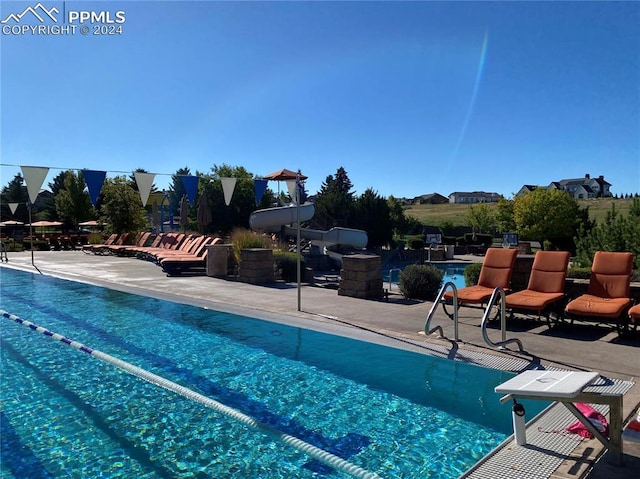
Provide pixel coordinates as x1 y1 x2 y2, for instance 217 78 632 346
495 370 625 465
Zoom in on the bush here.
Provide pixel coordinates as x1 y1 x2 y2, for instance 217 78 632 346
464 262 482 286
273 251 305 282
230 228 270 264
567 266 591 280
398 264 444 300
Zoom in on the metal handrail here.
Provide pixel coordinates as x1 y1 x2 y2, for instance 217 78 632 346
424 281 459 340
480 287 524 351
385 268 402 292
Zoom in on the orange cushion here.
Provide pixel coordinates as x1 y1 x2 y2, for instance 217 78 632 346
588 252 633 298
527 251 570 293
444 285 496 304
629 304 640 321
565 294 631 319
505 290 564 311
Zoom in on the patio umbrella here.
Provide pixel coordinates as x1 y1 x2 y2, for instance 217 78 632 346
179 195 189 232
263 168 307 199
27 221 63 227
196 194 212 232
0 220 24 227
78 220 104 227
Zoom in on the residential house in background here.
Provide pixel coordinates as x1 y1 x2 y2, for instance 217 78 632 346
516 174 612 199
448 191 502 204
412 193 449 205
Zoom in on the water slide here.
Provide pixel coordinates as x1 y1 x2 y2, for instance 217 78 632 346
249 203 368 250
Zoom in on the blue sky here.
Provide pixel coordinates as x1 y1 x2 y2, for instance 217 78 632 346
2 0 639 199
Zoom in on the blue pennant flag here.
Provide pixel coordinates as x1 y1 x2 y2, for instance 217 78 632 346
254 179 268 205
83 170 107 207
180 175 200 206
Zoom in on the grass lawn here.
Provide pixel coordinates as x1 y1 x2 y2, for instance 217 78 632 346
404 197 635 227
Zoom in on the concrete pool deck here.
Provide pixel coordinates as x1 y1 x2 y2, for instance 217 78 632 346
1 250 639 479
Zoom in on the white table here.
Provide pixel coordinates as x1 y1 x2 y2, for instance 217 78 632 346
496 370 624 465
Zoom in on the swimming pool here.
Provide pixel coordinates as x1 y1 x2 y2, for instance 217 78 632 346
0 267 544 478
383 263 469 290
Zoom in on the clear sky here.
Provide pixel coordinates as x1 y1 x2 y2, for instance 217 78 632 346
2 0 639 200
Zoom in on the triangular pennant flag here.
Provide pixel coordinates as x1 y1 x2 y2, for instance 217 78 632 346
9 203 19 214
134 172 156 206
21 166 49 204
220 177 237 206
180 175 199 206
82 170 107 207
286 179 297 203
254 179 268 206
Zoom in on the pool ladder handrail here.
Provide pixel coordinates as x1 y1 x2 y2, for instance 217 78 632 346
480 287 524 352
424 281 459 340
386 268 402 292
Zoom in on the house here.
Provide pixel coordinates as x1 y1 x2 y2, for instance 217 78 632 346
555 174 611 198
516 174 612 199
448 191 502 204
412 193 449 205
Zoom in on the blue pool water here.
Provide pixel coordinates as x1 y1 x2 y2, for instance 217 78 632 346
0 268 544 478
383 263 469 290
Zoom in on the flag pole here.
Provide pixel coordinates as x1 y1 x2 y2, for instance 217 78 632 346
296 170 301 312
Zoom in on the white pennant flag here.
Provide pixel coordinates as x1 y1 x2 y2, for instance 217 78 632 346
286 180 298 203
21 166 49 204
8 203 19 214
134 172 156 206
220 177 237 206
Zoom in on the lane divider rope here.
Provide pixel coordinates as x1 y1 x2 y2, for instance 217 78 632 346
1 309 383 479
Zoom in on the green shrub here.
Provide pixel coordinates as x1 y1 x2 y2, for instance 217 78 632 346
464 262 482 286
398 264 444 300
567 266 591 280
273 251 305 282
230 228 270 264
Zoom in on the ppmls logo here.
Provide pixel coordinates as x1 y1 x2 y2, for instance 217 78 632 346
2 2 126 36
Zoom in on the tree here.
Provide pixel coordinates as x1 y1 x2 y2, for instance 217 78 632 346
54 170 94 230
0 174 29 223
466 203 495 234
512 189 580 250
168 167 192 216
353 188 392 248
495 198 516 233
198 164 274 234
99 176 148 234
312 167 355 230
575 198 640 269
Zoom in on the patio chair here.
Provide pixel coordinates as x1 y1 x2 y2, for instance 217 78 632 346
564 251 634 332
107 232 154 256
442 247 517 319
81 233 119 254
503 250 570 326
160 237 222 276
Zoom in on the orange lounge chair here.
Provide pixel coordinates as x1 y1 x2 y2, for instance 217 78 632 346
82 233 119 254
135 233 186 260
565 251 634 332
504 250 570 325
442 247 517 318
107 232 154 256
160 237 223 276
152 235 205 263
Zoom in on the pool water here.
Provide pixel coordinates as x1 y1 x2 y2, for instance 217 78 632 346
0 268 543 478
383 263 468 290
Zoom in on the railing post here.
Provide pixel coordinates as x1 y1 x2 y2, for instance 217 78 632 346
481 287 524 351
424 281 458 340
